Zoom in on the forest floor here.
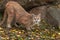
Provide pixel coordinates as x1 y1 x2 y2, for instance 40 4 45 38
0 19 60 40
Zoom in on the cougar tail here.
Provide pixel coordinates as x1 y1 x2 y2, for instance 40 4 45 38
0 10 7 26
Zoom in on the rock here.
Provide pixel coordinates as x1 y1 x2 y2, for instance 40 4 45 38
56 0 60 4
47 5 60 29
0 0 56 12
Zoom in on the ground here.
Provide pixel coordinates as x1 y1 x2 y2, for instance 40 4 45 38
0 20 60 40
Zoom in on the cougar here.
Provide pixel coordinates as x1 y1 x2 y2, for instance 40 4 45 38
0 1 42 30
0 1 32 30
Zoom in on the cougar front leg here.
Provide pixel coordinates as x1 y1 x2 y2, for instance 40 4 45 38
7 14 13 28
6 7 14 28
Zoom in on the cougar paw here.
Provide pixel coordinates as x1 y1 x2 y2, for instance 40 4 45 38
26 27 31 31
7 24 12 28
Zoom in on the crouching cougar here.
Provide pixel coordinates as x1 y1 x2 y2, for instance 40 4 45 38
0 1 41 30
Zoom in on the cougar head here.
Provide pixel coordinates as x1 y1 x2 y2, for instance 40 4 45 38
32 14 41 26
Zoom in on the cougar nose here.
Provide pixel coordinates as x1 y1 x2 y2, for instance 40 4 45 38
36 21 37 23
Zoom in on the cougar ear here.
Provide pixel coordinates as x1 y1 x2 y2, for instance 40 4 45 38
31 14 35 17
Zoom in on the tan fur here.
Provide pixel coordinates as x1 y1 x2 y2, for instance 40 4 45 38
0 1 33 30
